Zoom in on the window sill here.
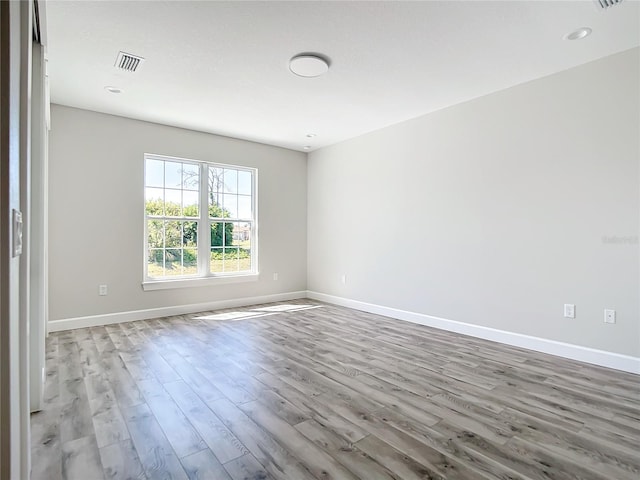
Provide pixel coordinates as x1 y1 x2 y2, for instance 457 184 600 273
142 273 259 291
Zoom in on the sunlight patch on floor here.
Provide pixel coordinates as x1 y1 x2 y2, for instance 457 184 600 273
194 303 322 321
252 304 321 312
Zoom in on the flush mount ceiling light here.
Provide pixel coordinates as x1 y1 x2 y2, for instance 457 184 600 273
104 86 122 94
564 27 592 40
289 54 330 78
306 133 317 138
303 145 311 150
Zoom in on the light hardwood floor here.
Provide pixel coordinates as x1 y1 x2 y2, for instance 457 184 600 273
31 300 640 480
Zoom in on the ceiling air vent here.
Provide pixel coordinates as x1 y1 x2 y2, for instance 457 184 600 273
593 0 624 10
114 51 145 72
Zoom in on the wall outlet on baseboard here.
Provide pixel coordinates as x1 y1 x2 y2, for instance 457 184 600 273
604 309 616 324
563 304 575 318
99 284 108 296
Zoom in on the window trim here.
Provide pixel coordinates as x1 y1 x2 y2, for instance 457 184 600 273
143 153 258 288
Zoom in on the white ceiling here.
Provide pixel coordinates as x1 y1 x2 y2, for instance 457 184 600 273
46 1 639 152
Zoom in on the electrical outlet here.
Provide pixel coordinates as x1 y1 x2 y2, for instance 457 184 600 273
341 274 347 285
99 284 108 296
563 304 575 318
273 273 278 281
604 309 616 324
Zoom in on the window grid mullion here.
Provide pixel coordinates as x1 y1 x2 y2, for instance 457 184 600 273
198 164 209 276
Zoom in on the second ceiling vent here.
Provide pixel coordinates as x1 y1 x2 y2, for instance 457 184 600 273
593 0 624 10
115 51 145 72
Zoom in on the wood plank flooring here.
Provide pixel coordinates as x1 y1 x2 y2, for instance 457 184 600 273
31 300 640 480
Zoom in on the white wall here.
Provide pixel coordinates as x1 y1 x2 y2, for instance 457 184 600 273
308 48 640 357
48 105 307 322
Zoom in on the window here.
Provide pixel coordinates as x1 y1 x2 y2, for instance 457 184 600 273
144 154 256 286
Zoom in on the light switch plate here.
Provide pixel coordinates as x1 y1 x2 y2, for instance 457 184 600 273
563 304 575 318
12 209 23 257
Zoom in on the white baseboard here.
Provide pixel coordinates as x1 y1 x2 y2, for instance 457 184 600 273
48 291 307 332
306 291 640 375
48 288 639 375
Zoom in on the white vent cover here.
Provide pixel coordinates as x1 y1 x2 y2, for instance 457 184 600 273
593 0 624 10
114 51 145 72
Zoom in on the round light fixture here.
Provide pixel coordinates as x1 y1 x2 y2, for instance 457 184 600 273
306 133 317 138
564 27 592 41
303 146 311 150
104 86 122 94
289 54 330 78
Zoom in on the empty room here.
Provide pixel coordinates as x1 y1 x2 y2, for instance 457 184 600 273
1 0 639 479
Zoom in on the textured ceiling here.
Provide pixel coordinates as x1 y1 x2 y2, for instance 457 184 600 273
46 1 640 152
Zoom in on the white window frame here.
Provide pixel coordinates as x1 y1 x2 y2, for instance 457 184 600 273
142 153 258 291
